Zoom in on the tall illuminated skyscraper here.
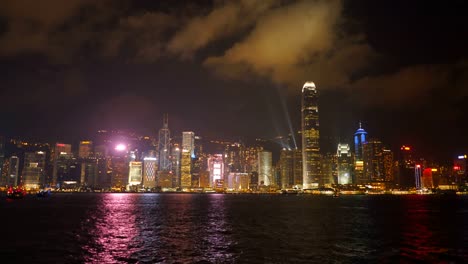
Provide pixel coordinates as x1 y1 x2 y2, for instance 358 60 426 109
258 151 272 186
301 81 321 189
354 124 368 184
354 123 367 160
158 114 171 171
182 132 195 157
337 144 352 184
181 132 195 189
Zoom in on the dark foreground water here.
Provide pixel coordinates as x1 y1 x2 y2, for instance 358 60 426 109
1 194 467 263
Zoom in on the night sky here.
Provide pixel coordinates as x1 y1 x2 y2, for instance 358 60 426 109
0 0 467 160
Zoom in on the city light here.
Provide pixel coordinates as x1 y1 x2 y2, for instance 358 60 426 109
115 144 126 151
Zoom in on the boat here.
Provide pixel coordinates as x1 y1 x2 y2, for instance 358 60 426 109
6 186 26 199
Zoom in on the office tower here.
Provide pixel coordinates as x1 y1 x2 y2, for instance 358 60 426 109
258 151 272 186
354 122 367 160
111 157 128 190
80 159 98 187
128 161 143 187
382 149 394 182
182 132 195 157
78 141 93 158
180 132 195 189
224 143 242 176
415 164 422 189
363 139 384 182
180 150 192 188
454 155 467 184
143 156 157 189
302 81 321 189
23 151 46 189
353 124 367 184
94 144 108 158
208 154 224 188
52 143 73 185
279 149 294 189
158 114 171 171
321 153 336 187
95 158 112 190
293 150 303 187
241 146 263 174
398 145 416 188
7 156 19 186
171 143 181 187
337 144 352 185
421 168 434 189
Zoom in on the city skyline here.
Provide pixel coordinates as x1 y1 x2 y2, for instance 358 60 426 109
0 0 467 159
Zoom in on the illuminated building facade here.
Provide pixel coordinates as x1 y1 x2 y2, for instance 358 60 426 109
171 143 181 187
52 143 73 185
279 149 294 189
111 157 129 190
78 141 93 158
208 154 224 188
180 132 195 189
301 81 321 188
337 144 352 185
143 157 157 189
182 132 195 157
180 150 192 188
23 151 46 189
158 114 171 171
128 161 143 187
454 155 467 184
422 168 434 189
415 164 422 189
398 145 416 188
353 124 368 184
363 139 384 182
258 151 272 186
7 156 20 186
382 149 394 182
81 160 98 187
321 153 336 187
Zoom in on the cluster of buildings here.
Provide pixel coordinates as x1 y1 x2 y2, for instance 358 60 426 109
0 81 466 192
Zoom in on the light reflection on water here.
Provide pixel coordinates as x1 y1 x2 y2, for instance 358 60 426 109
79 193 236 263
3 194 466 263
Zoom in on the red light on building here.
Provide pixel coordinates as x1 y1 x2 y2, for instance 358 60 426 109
56 143 65 147
416 164 421 168
454 166 461 171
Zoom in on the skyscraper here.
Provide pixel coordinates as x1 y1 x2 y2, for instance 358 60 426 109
23 151 46 189
181 132 195 189
52 143 73 186
353 124 368 184
258 151 272 186
78 141 93 158
337 144 352 185
363 139 384 182
143 156 157 189
302 81 320 189
354 123 367 160
128 161 143 188
182 132 195 157
7 156 20 186
158 114 171 171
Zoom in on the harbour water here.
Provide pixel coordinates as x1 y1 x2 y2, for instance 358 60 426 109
1 193 467 263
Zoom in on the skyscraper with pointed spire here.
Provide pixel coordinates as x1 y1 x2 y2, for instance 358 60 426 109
301 81 321 189
158 114 171 171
